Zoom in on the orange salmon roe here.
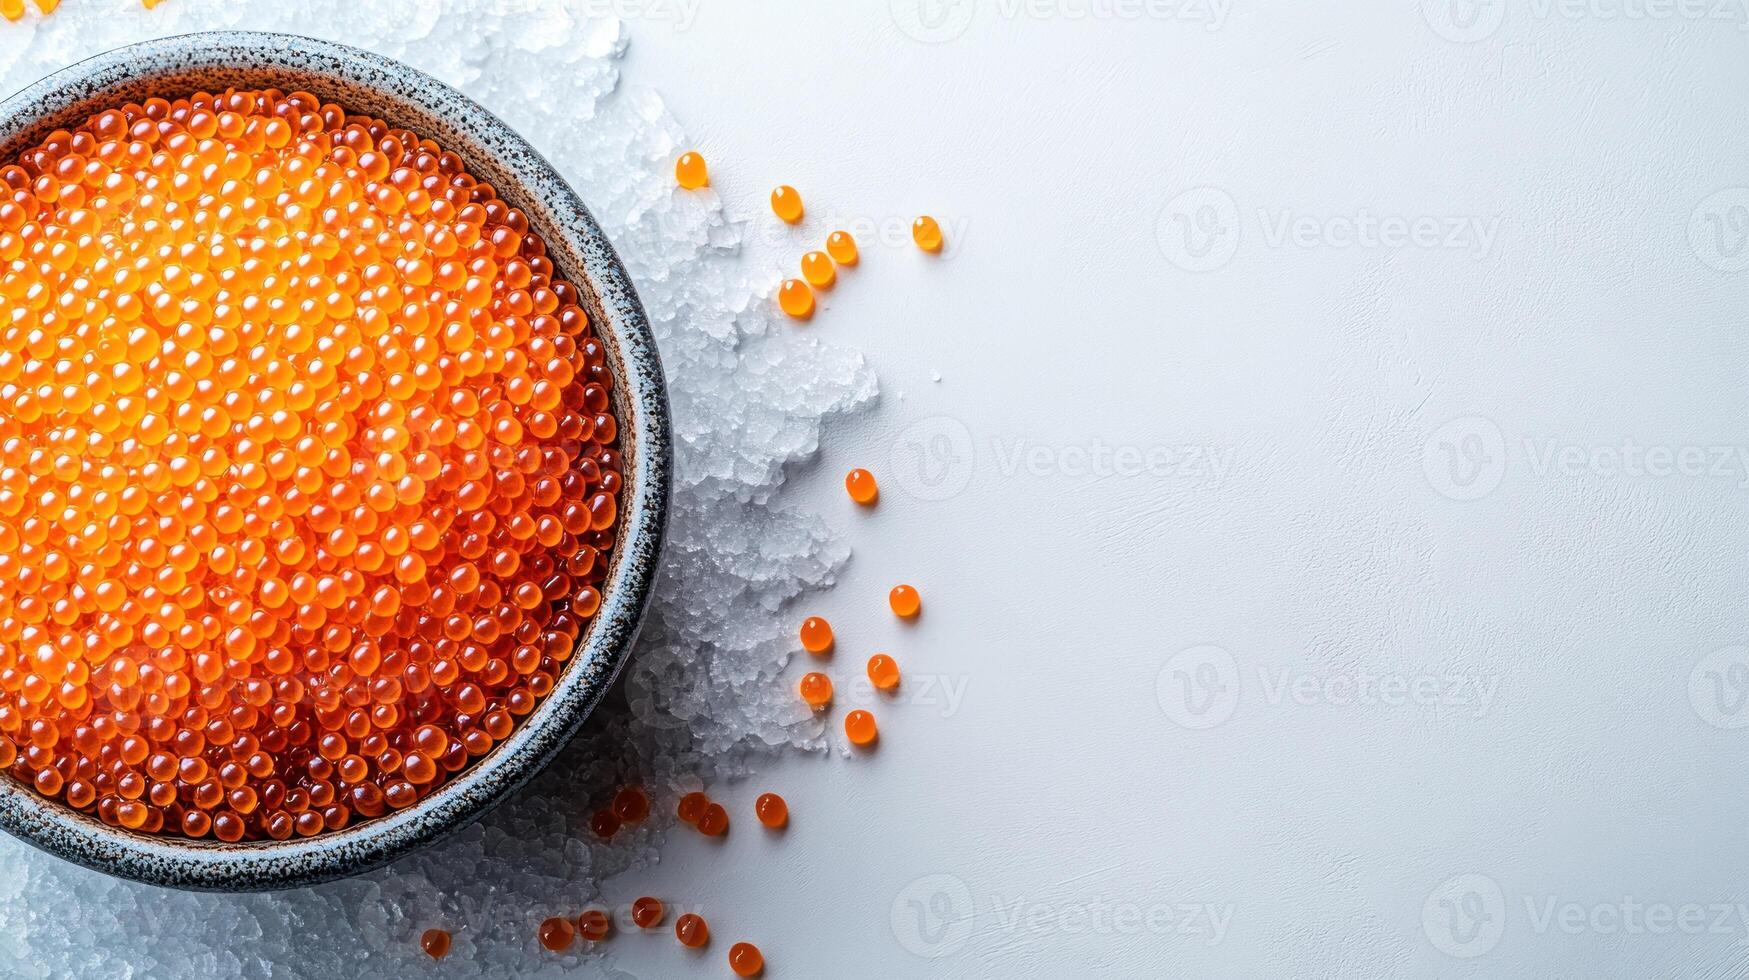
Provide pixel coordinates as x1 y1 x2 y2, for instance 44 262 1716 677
34 0 57 12
0 0 22 20
677 790 708 824
729 941 765 977
777 278 813 319
612 785 649 823
673 151 708 190
890 584 922 618
675 912 709 948
912 215 943 251
769 185 802 224
844 467 877 505
631 895 664 928
591 809 621 839
538 916 574 952
866 654 899 691
844 709 878 746
577 908 612 942
825 230 857 266
0 90 623 841
420 928 451 960
800 250 834 288
799 616 833 654
797 671 832 708
697 801 729 836
754 791 786 828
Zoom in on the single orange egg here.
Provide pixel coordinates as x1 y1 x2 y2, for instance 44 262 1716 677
577 908 612 943
632 896 665 929
799 616 834 654
867 654 900 691
755 792 788 829
675 913 710 948
845 710 878 746
798 671 833 708
420 928 452 960
889 584 922 618
826 230 858 265
801 250 835 288
539 917 575 952
778 278 814 319
677 791 709 824
697 802 730 836
912 215 944 251
770 185 803 223
845 468 878 505
675 151 708 189
729 941 765 977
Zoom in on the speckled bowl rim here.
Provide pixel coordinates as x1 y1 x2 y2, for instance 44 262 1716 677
0 31 671 891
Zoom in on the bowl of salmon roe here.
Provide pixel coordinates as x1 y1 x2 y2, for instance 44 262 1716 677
0 32 670 890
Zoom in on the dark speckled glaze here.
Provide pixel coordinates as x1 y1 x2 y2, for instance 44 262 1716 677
0 32 670 891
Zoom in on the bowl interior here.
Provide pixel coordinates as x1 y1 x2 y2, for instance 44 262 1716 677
0 31 669 891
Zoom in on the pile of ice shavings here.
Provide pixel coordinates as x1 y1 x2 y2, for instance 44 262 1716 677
0 3 876 978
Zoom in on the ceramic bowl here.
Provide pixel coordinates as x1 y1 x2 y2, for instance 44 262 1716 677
0 31 670 891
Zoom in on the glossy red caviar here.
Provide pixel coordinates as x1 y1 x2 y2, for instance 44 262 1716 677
0 89 623 840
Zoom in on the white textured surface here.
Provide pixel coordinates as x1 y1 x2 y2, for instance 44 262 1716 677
3 1 1749 978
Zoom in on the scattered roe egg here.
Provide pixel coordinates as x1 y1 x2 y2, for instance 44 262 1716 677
912 214 943 252
34 0 56 13
729 941 765 977
867 654 900 691
890 584 922 618
844 709 878 746
677 790 709 824
631 896 665 929
826 230 857 266
799 616 834 654
577 908 612 943
754 791 787 829
769 185 803 224
420 928 452 960
539 916 575 952
777 278 813 319
800 250 834 288
591 809 622 839
798 671 832 709
673 151 708 189
612 786 649 823
697 801 729 836
844 467 878 505
675 913 710 948
0 90 624 841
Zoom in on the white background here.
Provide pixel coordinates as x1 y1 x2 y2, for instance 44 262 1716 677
592 1 1749 977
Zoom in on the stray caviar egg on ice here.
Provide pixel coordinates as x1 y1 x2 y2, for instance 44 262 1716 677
867 654 900 690
631 896 664 928
673 151 707 189
577 908 612 942
0 90 624 841
420 929 452 960
890 584 922 617
754 791 787 828
845 709 878 746
539 916 575 952
798 671 832 708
